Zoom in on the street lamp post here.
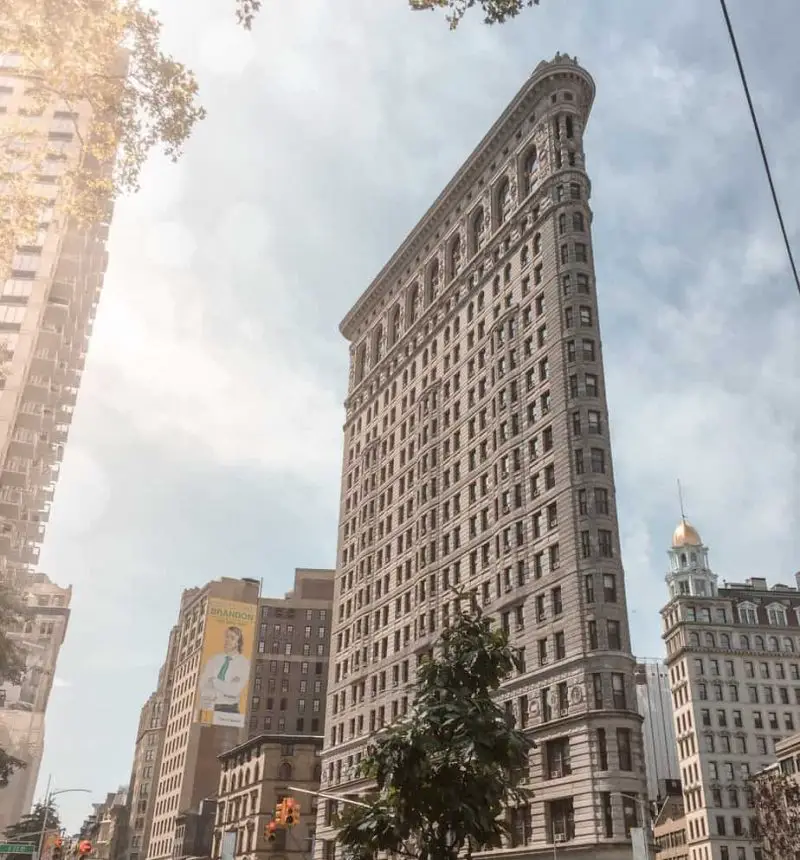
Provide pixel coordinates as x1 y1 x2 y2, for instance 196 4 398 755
35 777 91 860
618 793 654 860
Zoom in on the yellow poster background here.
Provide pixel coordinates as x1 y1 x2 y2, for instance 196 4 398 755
196 598 256 728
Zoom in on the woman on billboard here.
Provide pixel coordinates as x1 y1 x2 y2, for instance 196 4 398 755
198 625 251 725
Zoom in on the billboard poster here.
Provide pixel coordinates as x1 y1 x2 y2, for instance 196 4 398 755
196 598 256 728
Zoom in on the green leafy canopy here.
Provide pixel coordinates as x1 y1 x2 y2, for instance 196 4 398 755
335 602 534 860
234 0 540 30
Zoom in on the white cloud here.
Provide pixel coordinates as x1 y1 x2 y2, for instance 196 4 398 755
35 0 800 830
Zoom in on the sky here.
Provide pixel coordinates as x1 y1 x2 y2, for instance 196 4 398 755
30 0 800 832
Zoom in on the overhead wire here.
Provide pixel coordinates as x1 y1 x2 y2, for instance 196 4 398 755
719 0 800 298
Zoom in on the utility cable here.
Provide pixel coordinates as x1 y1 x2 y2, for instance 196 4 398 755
719 0 800 298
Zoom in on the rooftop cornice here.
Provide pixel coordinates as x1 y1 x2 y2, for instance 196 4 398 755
339 54 595 342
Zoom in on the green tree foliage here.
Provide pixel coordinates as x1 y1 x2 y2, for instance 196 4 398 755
0 582 26 789
335 604 534 860
234 0 539 30
0 0 206 273
408 0 540 29
751 769 800 858
4 800 60 848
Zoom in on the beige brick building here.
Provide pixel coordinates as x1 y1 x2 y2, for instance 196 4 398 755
213 733 322 860
661 518 800 860
0 571 71 833
246 569 334 740
124 627 180 860
316 53 648 859
145 577 260 860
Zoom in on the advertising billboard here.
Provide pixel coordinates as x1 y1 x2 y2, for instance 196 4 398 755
196 598 256 728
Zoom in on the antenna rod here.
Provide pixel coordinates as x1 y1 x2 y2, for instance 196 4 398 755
677 479 686 520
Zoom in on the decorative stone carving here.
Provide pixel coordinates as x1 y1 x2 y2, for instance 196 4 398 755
570 683 584 705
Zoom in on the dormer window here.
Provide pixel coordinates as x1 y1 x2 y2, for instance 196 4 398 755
738 603 757 625
767 604 788 627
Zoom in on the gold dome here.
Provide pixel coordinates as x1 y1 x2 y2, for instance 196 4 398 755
672 519 702 548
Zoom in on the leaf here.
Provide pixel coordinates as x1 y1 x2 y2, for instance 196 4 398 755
0 0 204 276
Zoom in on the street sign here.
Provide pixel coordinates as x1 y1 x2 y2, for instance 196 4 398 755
0 846 36 854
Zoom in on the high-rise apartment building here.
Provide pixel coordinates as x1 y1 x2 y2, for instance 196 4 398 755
662 517 800 860
635 659 681 803
145 577 260 860
318 53 648 857
138 570 333 860
0 53 115 586
124 627 180 860
246 569 334 740
0 572 70 832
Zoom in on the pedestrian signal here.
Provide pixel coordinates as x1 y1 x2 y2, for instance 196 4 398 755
265 821 278 843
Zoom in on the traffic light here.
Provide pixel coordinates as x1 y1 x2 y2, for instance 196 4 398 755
274 800 286 825
78 841 92 856
285 800 299 827
52 838 64 860
265 821 278 843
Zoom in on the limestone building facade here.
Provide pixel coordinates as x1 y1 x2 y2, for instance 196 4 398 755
316 54 648 859
213 733 322 860
246 569 334 740
123 627 180 860
0 571 71 832
661 518 800 860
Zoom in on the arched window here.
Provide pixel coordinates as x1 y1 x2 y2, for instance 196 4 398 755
389 304 401 345
739 635 750 650
278 761 292 781
520 246 529 268
704 633 715 648
426 260 440 304
449 234 462 280
754 635 764 651
720 633 730 649
572 211 584 231
354 342 366 384
497 176 512 225
558 213 567 235
689 632 700 648
533 233 542 256
372 323 383 364
523 147 538 195
407 281 420 323
471 206 486 253
784 637 795 653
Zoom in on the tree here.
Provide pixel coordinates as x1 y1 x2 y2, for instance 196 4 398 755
0 0 206 274
0 581 26 790
408 0 540 29
4 800 60 849
335 601 534 860
751 768 800 858
234 0 539 30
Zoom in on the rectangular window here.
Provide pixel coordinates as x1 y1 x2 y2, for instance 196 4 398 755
611 673 626 709
597 728 608 769
617 728 632 770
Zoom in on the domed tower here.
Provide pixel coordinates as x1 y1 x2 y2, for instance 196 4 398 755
665 517 717 598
